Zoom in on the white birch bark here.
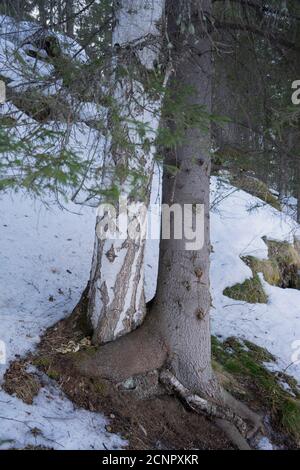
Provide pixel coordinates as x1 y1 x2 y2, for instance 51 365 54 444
88 0 166 345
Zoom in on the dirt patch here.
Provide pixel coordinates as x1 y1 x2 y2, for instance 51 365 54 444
3 361 41 405
3 292 234 450
5 290 298 449
31 311 234 449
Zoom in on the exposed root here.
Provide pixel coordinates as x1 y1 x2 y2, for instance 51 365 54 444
215 419 251 450
222 390 263 439
160 369 250 446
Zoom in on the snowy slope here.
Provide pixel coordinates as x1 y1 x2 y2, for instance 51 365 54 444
0 14 88 62
0 380 124 450
0 15 126 450
210 177 300 384
0 194 95 369
0 193 126 450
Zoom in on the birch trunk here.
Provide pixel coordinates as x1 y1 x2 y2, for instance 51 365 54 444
87 0 166 345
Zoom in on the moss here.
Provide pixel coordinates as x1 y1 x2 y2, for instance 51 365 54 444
241 239 300 290
264 239 300 289
242 255 281 286
294 238 300 258
223 273 268 303
33 356 60 381
0 116 17 127
32 356 51 368
47 369 60 380
266 239 300 267
92 378 110 397
279 399 300 442
243 339 276 362
229 174 281 210
212 336 300 445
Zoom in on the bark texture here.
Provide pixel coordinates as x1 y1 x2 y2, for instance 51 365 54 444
65 0 75 38
88 0 219 400
149 0 219 398
88 0 166 345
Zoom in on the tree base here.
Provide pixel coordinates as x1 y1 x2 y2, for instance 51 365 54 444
17 290 260 449
1 289 266 450
160 370 264 450
18 315 235 449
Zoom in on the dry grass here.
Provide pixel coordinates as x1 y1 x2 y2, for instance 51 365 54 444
3 361 41 405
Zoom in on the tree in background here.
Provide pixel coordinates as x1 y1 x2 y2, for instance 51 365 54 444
212 0 300 216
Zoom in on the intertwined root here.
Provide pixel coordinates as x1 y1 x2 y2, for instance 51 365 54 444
160 369 263 450
221 389 263 439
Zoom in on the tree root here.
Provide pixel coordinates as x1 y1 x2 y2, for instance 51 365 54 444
160 369 263 450
221 389 263 439
215 419 251 450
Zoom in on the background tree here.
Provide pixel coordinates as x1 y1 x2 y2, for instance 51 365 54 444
212 0 300 216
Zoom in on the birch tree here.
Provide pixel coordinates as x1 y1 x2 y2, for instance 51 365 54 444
87 0 167 344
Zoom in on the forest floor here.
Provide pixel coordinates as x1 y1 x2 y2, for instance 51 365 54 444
1 177 300 449
3 308 234 450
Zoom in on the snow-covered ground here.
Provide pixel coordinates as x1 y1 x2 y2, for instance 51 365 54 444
0 379 124 450
0 193 125 449
210 177 300 383
0 194 96 369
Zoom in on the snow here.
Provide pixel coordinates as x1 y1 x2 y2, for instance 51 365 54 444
0 377 124 450
282 195 298 220
0 194 95 369
0 15 40 45
113 0 165 69
0 193 126 449
55 32 88 63
210 177 300 384
0 13 88 102
0 35 54 89
257 436 274 450
0 15 88 62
